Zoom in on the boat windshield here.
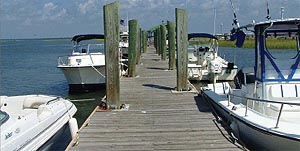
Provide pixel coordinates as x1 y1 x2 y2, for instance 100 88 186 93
74 42 104 54
120 36 128 43
262 25 300 81
0 111 9 126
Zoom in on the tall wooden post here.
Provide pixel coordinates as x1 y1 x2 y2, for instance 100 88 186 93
136 26 141 64
154 30 157 52
155 29 159 54
157 27 161 55
128 19 138 77
176 8 188 91
168 21 176 70
104 2 120 108
160 25 167 60
143 30 148 53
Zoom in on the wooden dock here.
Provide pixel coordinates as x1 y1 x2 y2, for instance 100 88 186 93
68 47 244 151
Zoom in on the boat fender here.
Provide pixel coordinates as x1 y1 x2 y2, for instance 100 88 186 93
230 121 240 142
69 118 79 139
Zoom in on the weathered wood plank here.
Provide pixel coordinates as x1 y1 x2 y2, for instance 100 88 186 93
160 24 166 60
168 21 176 70
175 8 189 91
128 19 138 77
104 1 120 107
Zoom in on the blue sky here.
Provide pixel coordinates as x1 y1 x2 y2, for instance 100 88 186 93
1 0 299 39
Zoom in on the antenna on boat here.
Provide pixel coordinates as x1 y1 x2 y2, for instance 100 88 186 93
229 0 240 28
266 0 271 20
213 8 217 35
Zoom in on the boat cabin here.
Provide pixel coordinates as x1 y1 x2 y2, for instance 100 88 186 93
71 34 105 55
236 18 300 101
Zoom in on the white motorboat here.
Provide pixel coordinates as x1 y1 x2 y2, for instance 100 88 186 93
119 31 129 49
0 94 78 151
201 19 300 150
188 33 237 82
119 19 129 59
119 31 129 74
58 34 106 93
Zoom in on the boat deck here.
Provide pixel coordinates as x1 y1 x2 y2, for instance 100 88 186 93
67 47 244 151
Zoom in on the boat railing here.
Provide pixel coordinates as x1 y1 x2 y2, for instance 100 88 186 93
228 91 300 128
46 97 61 105
58 56 67 66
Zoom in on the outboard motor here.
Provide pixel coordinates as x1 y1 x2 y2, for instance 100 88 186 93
226 62 234 73
234 69 244 89
234 68 255 89
208 60 222 74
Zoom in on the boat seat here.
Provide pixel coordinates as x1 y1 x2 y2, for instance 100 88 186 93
268 84 300 99
269 103 300 112
207 82 231 94
23 98 48 109
268 84 300 112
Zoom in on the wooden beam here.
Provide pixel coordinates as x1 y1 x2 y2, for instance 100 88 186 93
167 21 176 70
136 27 141 64
128 19 138 77
160 25 167 60
104 1 120 108
157 27 161 55
143 30 148 53
175 8 188 91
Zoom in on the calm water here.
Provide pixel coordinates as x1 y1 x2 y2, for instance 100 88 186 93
0 39 105 127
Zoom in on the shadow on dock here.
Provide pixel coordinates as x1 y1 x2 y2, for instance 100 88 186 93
147 67 169 70
194 94 247 151
143 84 174 90
194 95 212 112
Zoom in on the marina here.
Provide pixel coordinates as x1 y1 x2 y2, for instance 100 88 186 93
68 47 243 151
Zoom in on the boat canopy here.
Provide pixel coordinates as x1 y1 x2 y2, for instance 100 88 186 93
188 33 218 40
252 18 300 82
72 34 104 43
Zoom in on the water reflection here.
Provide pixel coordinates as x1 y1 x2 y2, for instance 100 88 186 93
67 90 106 127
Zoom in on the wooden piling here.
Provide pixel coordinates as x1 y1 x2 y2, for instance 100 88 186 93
128 19 138 77
103 1 120 108
136 27 141 64
155 29 159 54
175 8 188 91
167 21 175 70
143 30 148 53
160 25 167 60
154 30 157 52
157 27 161 55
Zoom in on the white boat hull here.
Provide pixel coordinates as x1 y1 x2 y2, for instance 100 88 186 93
202 89 300 151
0 95 78 151
58 65 106 93
231 116 300 151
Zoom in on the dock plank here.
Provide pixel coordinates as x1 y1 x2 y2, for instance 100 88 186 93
69 47 244 151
